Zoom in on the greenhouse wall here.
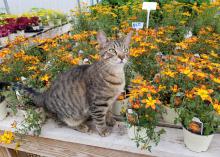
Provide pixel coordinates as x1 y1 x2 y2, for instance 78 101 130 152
0 0 97 14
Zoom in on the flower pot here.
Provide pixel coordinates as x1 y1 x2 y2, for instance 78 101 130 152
0 96 8 120
128 125 146 139
17 30 25 36
184 30 192 39
48 21 55 27
33 26 40 30
55 19 62 26
0 37 9 46
8 33 17 41
162 105 180 125
112 98 129 116
183 127 214 152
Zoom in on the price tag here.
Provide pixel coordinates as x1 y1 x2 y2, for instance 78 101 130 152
132 22 144 30
142 2 157 11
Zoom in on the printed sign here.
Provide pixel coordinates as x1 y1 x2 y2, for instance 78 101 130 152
142 2 157 10
132 22 144 30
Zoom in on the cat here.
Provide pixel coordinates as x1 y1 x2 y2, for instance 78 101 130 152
0 31 132 136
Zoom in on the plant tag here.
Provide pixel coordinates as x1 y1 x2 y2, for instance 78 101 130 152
21 76 27 82
127 109 133 114
189 117 203 135
142 2 157 11
15 90 22 101
132 22 144 30
126 109 138 125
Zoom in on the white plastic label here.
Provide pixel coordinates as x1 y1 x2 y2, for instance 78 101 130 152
132 22 144 30
142 2 157 11
127 109 133 114
192 117 203 135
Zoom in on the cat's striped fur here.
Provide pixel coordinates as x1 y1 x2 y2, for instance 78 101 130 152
0 31 132 136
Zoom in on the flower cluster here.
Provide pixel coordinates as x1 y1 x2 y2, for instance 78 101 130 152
0 16 40 37
0 131 15 144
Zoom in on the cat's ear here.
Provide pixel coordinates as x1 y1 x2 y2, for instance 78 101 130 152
97 30 107 48
123 31 133 47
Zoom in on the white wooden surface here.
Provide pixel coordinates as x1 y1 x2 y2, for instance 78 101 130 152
0 114 219 157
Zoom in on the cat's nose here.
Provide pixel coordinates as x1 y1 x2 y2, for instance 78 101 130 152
118 53 125 61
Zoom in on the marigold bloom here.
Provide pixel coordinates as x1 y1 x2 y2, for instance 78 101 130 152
0 131 15 144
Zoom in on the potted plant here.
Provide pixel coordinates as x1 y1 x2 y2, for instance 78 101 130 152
158 50 220 152
0 26 9 46
178 87 220 152
126 76 165 151
112 90 130 116
153 54 183 125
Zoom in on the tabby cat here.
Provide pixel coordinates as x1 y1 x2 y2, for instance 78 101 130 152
0 31 132 136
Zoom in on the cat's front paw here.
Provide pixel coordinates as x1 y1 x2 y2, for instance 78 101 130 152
97 127 111 137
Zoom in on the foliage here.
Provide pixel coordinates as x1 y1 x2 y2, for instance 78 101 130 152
26 8 68 25
153 50 220 135
127 76 165 151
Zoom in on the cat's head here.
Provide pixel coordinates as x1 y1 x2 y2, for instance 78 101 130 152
97 31 132 65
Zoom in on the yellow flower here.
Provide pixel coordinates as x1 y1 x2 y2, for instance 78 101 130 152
90 54 100 60
131 76 145 85
143 94 161 110
201 54 209 59
213 100 220 115
0 131 15 144
40 74 50 82
195 71 207 79
158 85 166 91
1 66 11 73
194 87 213 102
11 121 17 129
182 12 191 16
162 69 176 78
210 51 219 58
179 67 194 79
71 57 81 65
142 96 157 110
210 75 220 84
27 66 37 71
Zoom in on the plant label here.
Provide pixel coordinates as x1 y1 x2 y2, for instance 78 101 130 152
132 22 144 30
142 2 157 28
142 2 157 11
190 117 204 135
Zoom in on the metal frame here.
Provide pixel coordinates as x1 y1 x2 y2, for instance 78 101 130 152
3 0 10 14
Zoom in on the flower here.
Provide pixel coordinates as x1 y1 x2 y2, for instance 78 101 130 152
213 100 220 115
142 94 160 110
171 85 179 93
194 87 213 102
40 74 50 82
161 69 176 78
0 131 15 144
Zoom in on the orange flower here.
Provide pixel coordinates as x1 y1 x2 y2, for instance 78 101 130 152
213 100 220 115
132 100 141 109
171 85 179 93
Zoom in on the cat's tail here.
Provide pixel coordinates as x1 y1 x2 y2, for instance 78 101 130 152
0 82 44 107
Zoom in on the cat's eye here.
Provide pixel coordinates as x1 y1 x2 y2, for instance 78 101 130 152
109 49 117 54
124 48 128 52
